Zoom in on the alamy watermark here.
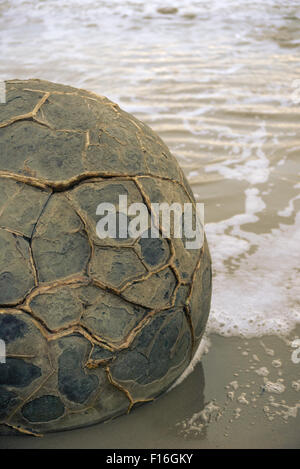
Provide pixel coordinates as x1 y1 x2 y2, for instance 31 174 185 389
0 339 6 364
0 80 6 104
96 195 204 249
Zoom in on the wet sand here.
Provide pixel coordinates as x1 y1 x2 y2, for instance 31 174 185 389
1 328 299 449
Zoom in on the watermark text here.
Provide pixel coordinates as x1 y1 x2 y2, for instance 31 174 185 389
96 196 204 249
0 81 6 104
0 339 6 364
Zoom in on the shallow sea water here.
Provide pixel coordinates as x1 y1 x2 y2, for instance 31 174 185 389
0 0 299 448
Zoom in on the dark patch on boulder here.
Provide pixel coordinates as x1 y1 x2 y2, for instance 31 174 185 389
110 350 149 383
90 346 114 362
0 314 28 343
22 395 65 422
138 234 168 267
58 343 98 404
111 309 190 386
0 358 41 387
0 388 18 418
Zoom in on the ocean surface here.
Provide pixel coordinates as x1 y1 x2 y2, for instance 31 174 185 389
0 0 299 340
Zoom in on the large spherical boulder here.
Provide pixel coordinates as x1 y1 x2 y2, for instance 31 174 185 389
0 79 211 435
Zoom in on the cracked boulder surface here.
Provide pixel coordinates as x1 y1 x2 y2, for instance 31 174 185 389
0 79 212 436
